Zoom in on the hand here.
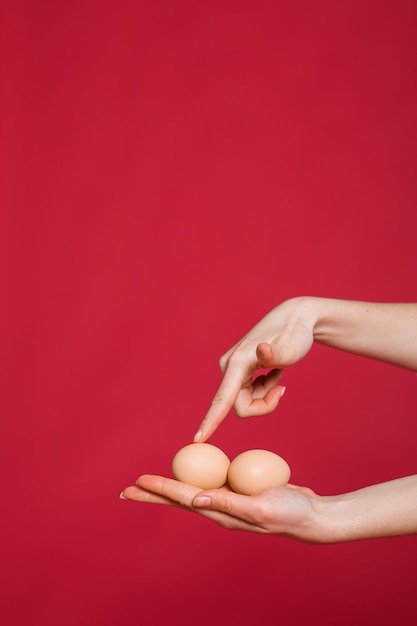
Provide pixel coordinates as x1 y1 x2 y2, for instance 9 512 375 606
121 473 417 542
194 297 317 442
121 475 322 541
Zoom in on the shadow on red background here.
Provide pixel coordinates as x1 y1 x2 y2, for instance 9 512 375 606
1 1 416 625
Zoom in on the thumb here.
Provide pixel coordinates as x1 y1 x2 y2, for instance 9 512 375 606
256 341 293 367
193 491 234 513
192 490 261 526
192 490 248 518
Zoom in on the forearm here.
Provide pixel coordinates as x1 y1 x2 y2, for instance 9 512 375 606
312 475 417 543
304 297 417 371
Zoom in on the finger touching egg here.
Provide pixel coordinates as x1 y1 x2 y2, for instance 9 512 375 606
228 449 291 495
172 443 230 489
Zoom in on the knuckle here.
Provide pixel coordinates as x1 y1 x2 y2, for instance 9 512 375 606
250 499 269 525
228 349 246 366
220 497 234 515
234 400 253 418
211 392 227 406
218 354 228 372
177 484 193 506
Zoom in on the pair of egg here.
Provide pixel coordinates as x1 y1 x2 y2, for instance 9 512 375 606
172 443 291 495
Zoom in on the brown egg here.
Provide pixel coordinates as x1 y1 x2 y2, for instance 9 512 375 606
172 443 230 489
228 449 291 495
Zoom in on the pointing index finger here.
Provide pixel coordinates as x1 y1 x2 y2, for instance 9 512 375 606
194 361 248 442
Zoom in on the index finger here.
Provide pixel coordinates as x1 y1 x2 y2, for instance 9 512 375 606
193 361 248 442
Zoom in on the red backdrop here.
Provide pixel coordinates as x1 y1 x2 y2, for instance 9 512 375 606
2 1 417 625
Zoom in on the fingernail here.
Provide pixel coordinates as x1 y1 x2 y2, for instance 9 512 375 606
280 386 286 398
193 429 202 442
193 496 212 508
120 491 126 499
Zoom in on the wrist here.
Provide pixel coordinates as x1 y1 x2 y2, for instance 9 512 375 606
298 494 353 544
308 492 378 544
277 490 344 545
280 296 322 333
305 297 348 345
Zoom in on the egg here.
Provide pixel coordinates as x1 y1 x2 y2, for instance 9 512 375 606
228 449 291 495
172 443 230 489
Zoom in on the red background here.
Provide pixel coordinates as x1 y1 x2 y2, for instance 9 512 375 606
1 1 417 625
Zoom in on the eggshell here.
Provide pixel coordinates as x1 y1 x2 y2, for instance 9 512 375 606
172 443 230 489
228 449 291 495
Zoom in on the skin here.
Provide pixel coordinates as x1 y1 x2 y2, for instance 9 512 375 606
122 475 417 543
195 297 417 442
121 297 417 543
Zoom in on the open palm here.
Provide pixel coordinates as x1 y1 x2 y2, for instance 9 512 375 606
122 474 321 540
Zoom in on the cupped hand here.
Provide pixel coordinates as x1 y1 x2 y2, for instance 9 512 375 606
121 474 322 542
195 297 317 442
